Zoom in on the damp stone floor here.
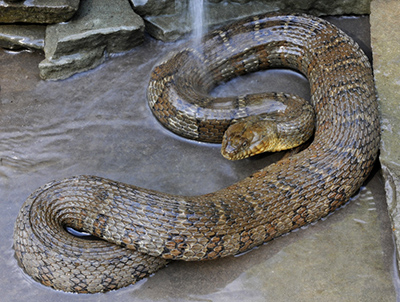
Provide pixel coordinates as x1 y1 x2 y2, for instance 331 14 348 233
0 16 398 302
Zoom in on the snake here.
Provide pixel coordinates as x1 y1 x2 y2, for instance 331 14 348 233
13 14 380 293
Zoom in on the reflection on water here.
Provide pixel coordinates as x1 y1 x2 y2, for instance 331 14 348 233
0 16 397 301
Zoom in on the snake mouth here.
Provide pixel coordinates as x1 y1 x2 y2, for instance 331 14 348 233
65 226 101 241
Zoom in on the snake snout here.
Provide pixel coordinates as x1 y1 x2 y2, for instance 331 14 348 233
221 122 256 160
221 136 248 160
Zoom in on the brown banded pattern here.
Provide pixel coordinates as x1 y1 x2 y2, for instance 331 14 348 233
13 14 380 293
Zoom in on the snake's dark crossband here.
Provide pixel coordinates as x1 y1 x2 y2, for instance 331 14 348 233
13 14 380 293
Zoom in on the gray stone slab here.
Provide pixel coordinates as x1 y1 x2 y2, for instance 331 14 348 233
130 0 177 16
0 24 45 50
39 0 145 80
371 0 400 272
0 0 80 24
142 0 371 41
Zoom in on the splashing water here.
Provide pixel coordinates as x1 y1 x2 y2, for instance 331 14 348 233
190 0 206 48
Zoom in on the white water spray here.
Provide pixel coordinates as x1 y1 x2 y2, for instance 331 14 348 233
189 0 206 48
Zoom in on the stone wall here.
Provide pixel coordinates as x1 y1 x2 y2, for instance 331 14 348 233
371 0 400 271
39 0 145 80
137 0 371 41
0 0 371 80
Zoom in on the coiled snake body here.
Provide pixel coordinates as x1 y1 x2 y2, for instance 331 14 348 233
13 14 379 293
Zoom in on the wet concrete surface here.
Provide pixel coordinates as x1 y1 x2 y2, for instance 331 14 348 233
0 16 398 301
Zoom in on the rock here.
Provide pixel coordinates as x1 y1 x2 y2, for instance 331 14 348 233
130 0 184 41
39 0 145 80
142 0 371 41
144 14 191 42
371 0 400 271
0 0 80 24
130 0 177 16
0 25 45 50
281 0 371 15
231 0 251 3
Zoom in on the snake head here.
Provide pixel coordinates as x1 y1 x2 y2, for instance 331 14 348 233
221 118 278 160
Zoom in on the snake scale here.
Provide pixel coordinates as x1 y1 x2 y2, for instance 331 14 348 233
13 14 379 293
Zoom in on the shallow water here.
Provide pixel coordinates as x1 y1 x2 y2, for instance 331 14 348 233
0 16 398 301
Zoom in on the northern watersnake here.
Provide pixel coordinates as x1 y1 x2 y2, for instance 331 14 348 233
13 14 380 293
